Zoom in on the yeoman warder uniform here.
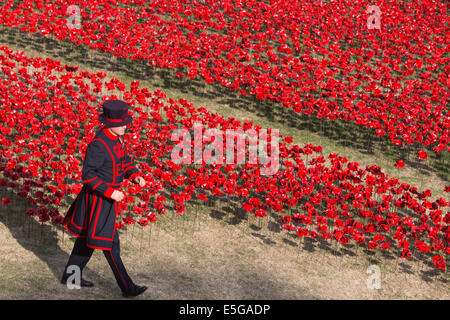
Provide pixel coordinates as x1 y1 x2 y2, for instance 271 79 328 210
61 100 147 297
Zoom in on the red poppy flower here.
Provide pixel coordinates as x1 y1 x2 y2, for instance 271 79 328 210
417 151 428 160
367 241 378 250
138 218 149 226
380 242 391 250
432 255 446 270
401 249 412 259
146 211 157 223
255 209 267 217
197 193 208 201
394 160 405 168
399 240 410 249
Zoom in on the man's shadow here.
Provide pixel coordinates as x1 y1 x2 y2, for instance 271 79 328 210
0 191 108 290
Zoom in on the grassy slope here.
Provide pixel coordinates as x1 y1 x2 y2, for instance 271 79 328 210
0 27 448 299
1 192 449 299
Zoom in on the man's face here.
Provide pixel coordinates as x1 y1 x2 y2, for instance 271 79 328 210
108 125 126 136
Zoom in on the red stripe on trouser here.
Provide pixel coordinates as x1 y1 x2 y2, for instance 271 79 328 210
109 251 128 292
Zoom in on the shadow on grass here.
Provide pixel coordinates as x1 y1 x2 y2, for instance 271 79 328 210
0 189 113 292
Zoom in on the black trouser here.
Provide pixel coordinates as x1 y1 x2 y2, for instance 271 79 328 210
63 232 134 294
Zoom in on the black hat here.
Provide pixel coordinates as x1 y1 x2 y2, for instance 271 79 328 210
98 100 133 127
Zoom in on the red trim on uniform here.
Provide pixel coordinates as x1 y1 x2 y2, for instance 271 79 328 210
104 187 114 198
65 224 87 238
124 166 137 172
86 243 111 251
92 196 113 241
103 128 119 140
85 187 89 229
104 117 123 123
84 188 90 228
92 181 102 190
124 165 137 173
92 235 114 241
83 176 98 183
111 211 117 240
106 182 122 186
89 195 114 242
94 138 116 184
129 173 140 181
114 201 118 216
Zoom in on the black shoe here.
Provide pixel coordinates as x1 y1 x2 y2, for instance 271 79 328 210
122 285 147 298
61 274 94 287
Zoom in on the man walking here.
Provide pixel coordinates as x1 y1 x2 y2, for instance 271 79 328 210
61 99 147 297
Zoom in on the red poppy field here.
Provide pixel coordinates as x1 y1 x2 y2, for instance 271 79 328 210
0 0 448 299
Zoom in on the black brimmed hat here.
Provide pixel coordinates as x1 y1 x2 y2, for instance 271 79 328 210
98 100 133 127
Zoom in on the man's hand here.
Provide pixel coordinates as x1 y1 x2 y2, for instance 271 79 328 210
133 176 146 187
110 190 125 202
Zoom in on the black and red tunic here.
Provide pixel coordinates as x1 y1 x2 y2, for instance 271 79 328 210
64 127 141 250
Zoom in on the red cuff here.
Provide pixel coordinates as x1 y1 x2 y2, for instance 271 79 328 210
104 187 114 198
129 173 140 182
